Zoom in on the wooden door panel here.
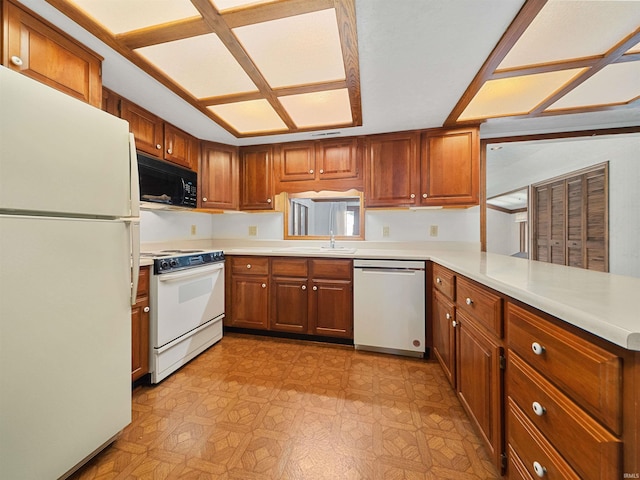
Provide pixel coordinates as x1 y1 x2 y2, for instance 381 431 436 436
310 280 353 338
317 139 359 180
121 100 164 157
230 276 269 329
270 278 308 333
240 146 274 210
164 124 191 169
585 170 607 272
432 291 456 387
200 142 238 209
278 143 315 182
550 181 566 265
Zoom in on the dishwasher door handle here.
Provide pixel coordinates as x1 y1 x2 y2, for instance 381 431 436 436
356 267 423 274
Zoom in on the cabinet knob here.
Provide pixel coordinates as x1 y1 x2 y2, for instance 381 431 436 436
143 306 150 313
445 313 451 320
10 55 23 66
465 297 473 305
410 193 416 199
452 320 457 328
261 283 266 288
267 198 272 203
246 264 252 269
309 169 314 174
532 461 547 478
319 169 324 174
156 144 162 150
301 285 307 290
167 148 173 155
436 277 442 284
422 193 428 198
312 286 318 291
532 401 546 416
531 342 545 355
202 197 208 202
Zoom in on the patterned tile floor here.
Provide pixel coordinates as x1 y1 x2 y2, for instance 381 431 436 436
71 334 500 479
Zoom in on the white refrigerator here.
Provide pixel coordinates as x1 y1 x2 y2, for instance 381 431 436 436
0 67 139 479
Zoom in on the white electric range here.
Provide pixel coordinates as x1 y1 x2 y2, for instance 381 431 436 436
140 249 225 383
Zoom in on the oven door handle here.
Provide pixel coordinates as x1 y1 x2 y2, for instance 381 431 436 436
157 263 223 283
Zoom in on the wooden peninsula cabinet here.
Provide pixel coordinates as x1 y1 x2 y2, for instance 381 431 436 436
2 0 102 107
227 256 353 340
431 264 457 387
131 266 150 382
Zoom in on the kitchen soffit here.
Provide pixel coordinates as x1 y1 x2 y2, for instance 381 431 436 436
447 0 640 126
49 0 361 137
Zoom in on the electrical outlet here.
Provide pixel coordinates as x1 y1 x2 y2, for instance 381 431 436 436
382 226 390 237
248 225 257 236
429 225 439 237
190 224 197 235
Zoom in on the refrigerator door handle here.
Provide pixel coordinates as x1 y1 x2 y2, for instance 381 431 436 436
122 218 141 305
129 133 140 218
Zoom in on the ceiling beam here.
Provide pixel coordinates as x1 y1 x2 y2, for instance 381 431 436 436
223 0 334 28
117 17 211 50
334 0 362 127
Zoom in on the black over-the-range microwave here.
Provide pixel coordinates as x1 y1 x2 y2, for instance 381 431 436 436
137 153 197 208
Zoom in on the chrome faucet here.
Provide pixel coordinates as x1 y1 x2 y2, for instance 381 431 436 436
329 230 336 249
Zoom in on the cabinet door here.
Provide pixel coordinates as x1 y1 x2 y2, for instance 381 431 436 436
456 311 503 470
310 279 353 338
200 141 238 209
365 132 419 207
277 142 316 182
4 0 102 107
121 100 164 158
432 291 456 388
420 128 479 206
102 87 121 117
164 123 192 169
229 275 269 329
316 138 359 180
270 277 308 333
240 146 274 210
131 296 149 382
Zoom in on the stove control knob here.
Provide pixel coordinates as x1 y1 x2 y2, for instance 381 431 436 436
170 259 178 267
159 260 169 270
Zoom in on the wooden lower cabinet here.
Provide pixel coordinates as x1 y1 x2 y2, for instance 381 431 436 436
432 290 456 387
131 266 150 382
227 256 353 340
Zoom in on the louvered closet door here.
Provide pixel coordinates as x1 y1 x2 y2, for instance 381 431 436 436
584 169 607 271
534 185 550 262
549 181 566 265
566 176 584 268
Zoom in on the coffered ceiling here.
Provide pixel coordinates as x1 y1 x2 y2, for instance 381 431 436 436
21 0 640 144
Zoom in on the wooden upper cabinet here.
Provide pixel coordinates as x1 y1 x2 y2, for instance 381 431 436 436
200 141 238 210
102 87 120 117
164 123 193 170
240 145 274 210
121 99 164 157
3 0 102 108
420 128 479 206
365 132 419 207
274 138 361 193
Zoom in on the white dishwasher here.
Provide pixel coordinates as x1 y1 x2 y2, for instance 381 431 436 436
353 259 426 357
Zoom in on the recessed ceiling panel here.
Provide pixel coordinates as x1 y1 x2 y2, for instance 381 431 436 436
279 89 352 128
211 0 279 13
208 99 288 134
548 62 640 110
498 1 640 69
233 9 346 88
459 69 584 121
136 34 258 98
70 0 200 34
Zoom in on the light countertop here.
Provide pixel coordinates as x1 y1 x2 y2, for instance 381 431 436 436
140 240 640 351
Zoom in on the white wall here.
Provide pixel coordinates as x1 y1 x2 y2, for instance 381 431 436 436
140 209 214 243
210 212 284 240
486 209 520 256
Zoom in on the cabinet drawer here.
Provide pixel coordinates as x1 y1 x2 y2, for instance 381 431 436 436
229 256 269 275
137 266 150 297
508 352 621 480
310 258 352 280
456 276 502 337
507 445 535 480
271 257 308 277
507 302 622 434
433 263 455 300
508 398 581 480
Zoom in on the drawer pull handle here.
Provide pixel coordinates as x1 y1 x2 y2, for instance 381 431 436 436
267 198 272 203
319 169 324 174
143 306 150 313
246 264 251 269
10 55 23 66
261 283 266 288
436 277 442 284
452 320 457 328
445 313 451 320
533 461 547 478
532 401 546 416
202 197 208 202
531 342 545 355
312 286 318 291
309 169 314 174
465 297 473 305
156 144 162 150
410 193 416 199
301 285 306 290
